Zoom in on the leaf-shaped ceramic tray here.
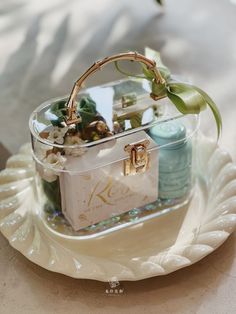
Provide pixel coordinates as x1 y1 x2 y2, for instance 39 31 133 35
0 135 236 281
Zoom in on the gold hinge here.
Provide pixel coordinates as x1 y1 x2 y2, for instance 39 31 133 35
124 139 150 176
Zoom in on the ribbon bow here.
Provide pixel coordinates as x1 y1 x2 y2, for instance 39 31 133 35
115 47 222 138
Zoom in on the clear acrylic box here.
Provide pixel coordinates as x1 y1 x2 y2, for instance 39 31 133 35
29 78 199 238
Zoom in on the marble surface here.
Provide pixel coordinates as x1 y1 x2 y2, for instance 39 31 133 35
0 0 236 313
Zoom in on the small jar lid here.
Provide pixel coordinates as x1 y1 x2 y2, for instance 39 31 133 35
149 120 186 149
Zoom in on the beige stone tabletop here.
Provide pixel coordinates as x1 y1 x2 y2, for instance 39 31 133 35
1 0 236 313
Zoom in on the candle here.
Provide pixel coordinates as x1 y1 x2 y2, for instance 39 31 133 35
149 120 192 201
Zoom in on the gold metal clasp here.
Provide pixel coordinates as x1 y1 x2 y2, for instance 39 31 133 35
124 139 150 176
66 106 82 125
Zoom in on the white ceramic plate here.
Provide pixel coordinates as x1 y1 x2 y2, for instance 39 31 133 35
0 135 236 281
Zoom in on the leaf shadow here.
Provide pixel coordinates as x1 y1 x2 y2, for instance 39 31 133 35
0 1 165 154
0 14 42 100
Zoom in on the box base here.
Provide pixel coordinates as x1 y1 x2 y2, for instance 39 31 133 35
44 191 193 238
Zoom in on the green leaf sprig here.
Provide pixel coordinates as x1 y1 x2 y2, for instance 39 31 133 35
115 47 222 138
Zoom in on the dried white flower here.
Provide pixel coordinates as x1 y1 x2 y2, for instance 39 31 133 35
64 135 87 157
35 142 53 160
45 152 66 167
37 152 66 182
47 126 68 144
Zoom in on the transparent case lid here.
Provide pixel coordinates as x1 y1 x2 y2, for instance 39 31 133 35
29 78 195 149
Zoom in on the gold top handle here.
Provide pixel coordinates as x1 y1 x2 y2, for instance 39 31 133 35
65 51 165 125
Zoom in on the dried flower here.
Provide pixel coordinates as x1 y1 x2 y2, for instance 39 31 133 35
47 126 68 144
45 152 66 166
95 121 109 134
37 152 66 182
64 134 87 157
35 142 53 160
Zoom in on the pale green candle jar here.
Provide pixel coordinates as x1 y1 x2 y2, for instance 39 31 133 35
149 120 193 208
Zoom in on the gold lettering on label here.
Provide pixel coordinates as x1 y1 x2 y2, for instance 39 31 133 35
87 177 134 207
88 177 114 206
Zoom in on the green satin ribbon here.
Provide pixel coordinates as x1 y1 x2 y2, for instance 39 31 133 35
166 82 222 137
115 47 222 138
145 47 222 138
